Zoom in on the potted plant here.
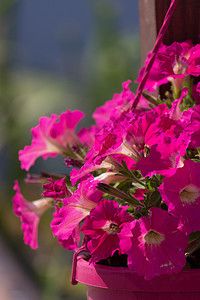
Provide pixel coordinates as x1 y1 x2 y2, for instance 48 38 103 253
12 1 200 299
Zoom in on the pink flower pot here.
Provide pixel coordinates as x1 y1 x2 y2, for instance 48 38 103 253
75 257 200 300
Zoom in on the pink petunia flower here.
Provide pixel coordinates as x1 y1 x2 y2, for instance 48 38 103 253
19 110 85 171
93 80 149 127
145 112 184 147
51 205 80 250
42 177 72 200
70 120 140 185
168 88 189 120
157 41 193 86
187 44 200 76
77 125 99 149
81 200 134 262
12 180 52 249
158 159 200 235
136 41 200 93
51 177 103 249
185 104 200 149
136 44 169 92
119 207 188 280
50 110 84 146
127 103 168 151
137 132 190 177
70 156 116 186
192 83 200 105
70 104 168 185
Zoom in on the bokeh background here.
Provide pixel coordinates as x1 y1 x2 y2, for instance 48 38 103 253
0 0 140 299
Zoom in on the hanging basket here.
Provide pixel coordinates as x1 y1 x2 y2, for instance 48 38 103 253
75 257 200 300
69 1 200 299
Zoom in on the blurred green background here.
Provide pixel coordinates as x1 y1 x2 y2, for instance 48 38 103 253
0 0 140 299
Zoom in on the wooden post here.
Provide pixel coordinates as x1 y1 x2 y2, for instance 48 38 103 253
139 0 200 64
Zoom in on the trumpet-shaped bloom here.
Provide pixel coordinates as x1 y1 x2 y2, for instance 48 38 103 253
51 177 102 248
12 181 52 249
158 159 200 234
19 110 85 171
136 41 200 92
119 207 188 280
81 200 134 262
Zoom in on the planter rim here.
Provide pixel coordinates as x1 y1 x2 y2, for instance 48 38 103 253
75 257 200 292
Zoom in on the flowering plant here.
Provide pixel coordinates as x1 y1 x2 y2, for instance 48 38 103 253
13 40 200 280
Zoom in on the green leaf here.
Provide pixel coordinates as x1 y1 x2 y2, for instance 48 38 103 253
97 183 141 207
185 232 200 256
149 191 162 207
132 182 146 190
192 159 200 163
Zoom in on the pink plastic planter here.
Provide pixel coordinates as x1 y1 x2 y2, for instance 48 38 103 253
75 257 200 300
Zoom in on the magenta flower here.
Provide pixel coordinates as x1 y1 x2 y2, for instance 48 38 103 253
93 80 149 127
42 178 72 200
192 83 200 105
197 82 200 95
119 207 188 280
137 41 200 93
168 88 188 120
70 157 116 186
77 125 99 149
81 200 134 262
12 181 52 249
51 205 80 250
127 103 168 151
50 110 85 146
187 45 200 76
136 44 169 92
71 104 168 185
137 132 190 177
92 81 132 127
158 159 200 234
157 41 193 80
19 110 85 171
51 177 102 249
185 105 200 149
145 113 183 147
70 120 140 185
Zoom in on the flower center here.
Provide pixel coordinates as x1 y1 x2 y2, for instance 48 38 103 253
180 184 200 204
170 152 184 168
173 58 188 75
143 230 165 245
106 223 119 235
